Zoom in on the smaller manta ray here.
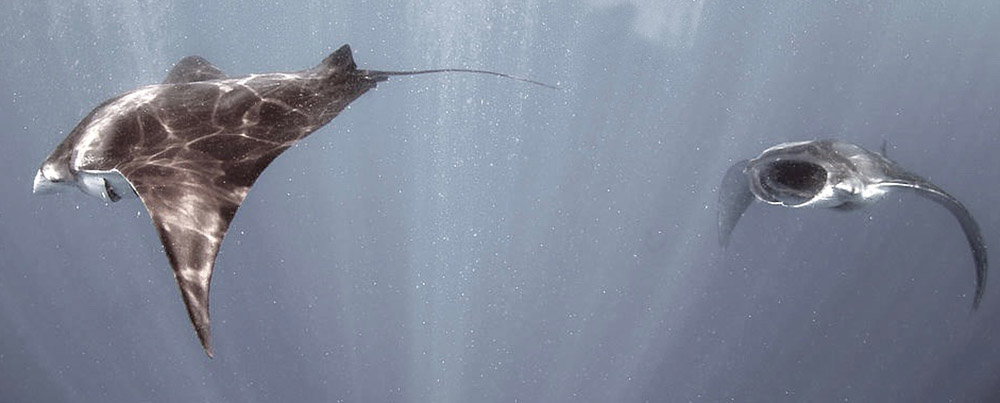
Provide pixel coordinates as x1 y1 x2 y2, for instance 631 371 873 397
33 44 555 357
717 139 988 310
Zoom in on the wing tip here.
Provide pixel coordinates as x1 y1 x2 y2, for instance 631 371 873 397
717 159 753 249
718 228 733 249
162 55 227 84
719 234 730 250
972 261 987 312
197 324 214 359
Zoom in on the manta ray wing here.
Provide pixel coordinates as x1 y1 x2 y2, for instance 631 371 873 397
880 180 988 310
718 159 754 247
119 141 288 358
110 48 372 357
162 56 227 84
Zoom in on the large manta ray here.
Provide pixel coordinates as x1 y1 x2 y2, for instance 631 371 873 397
33 44 553 357
718 140 988 310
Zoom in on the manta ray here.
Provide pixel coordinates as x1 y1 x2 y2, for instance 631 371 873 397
718 139 988 310
33 44 554 357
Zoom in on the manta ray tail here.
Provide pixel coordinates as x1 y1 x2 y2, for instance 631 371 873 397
364 69 559 89
355 64 559 89
316 44 556 88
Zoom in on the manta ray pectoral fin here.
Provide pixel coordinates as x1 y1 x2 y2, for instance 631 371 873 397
881 181 988 310
718 159 754 247
120 163 251 358
163 56 227 84
116 130 292 357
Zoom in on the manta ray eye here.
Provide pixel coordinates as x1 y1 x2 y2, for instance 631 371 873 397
759 160 827 206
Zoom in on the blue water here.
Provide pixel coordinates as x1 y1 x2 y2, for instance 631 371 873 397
2 1 998 401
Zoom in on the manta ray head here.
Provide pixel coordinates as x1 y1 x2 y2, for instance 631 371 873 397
33 156 135 202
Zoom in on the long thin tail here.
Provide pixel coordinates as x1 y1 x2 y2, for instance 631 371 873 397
361 68 559 90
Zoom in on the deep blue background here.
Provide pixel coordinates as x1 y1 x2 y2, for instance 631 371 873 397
2 1 998 401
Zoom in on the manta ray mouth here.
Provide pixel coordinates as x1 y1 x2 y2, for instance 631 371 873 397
752 160 828 207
